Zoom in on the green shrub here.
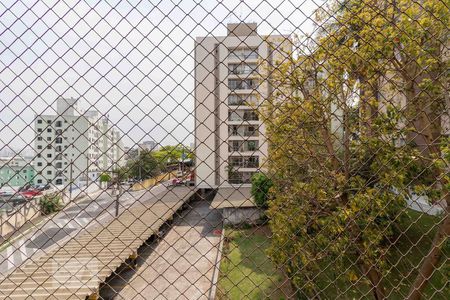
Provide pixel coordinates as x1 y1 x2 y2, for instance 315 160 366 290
40 194 62 215
99 173 112 182
251 173 273 208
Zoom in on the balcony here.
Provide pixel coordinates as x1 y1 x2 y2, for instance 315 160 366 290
228 63 258 76
228 140 259 152
229 125 259 137
228 110 259 122
228 79 258 91
227 49 258 61
228 94 257 106
228 171 254 184
229 156 259 168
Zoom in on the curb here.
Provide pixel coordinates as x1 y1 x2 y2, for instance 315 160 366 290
208 225 225 300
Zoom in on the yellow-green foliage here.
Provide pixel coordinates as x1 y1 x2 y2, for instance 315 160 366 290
262 0 448 298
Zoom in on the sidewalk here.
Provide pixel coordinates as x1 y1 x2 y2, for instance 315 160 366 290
116 200 223 300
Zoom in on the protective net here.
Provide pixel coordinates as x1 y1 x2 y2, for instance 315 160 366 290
0 0 448 299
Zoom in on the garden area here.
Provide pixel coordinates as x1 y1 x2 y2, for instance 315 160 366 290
216 209 448 299
217 225 292 300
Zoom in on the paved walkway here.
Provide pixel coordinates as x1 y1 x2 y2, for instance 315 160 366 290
116 200 223 300
0 186 196 299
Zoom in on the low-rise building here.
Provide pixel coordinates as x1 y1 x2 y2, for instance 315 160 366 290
0 157 35 188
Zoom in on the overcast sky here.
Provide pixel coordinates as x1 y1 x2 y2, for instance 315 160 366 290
0 0 321 154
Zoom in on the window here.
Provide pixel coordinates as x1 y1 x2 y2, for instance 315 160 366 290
37 162 42 167
55 121 62 127
37 137 43 141
37 154 41 158
47 170 52 175
246 156 259 168
37 145 42 150
228 63 258 75
228 48 258 60
37 128 42 132
37 179 42 184
47 128 52 133
247 141 257 151
228 79 257 90
55 179 63 185
55 137 62 144
47 145 51 149
47 137 51 141
37 120 42 124
47 120 51 124
229 141 240 152
228 111 242 121
243 111 258 121
47 153 52 158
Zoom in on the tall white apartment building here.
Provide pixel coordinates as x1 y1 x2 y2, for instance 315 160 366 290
34 97 124 186
194 23 290 188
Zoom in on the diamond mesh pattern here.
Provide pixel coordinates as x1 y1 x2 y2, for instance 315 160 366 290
0 0 448 299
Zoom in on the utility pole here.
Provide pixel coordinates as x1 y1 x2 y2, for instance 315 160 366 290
86 156 89 188
115 179 121 217
69 159 73 201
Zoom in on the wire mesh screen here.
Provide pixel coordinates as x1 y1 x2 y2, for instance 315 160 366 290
0 0 448 299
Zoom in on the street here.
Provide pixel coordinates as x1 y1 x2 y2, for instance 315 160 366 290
0 182 168 276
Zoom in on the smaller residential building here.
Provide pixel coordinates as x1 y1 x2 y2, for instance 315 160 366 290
34 97 125 186
0 157 35 188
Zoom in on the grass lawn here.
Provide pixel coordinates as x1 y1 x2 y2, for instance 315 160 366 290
216 210 449 299
217 226 292 300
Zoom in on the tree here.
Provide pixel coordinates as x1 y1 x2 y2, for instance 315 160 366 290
126 149 161 180
251 173 273 208
99 173 111 183
263 1 448 298
152 145 193 166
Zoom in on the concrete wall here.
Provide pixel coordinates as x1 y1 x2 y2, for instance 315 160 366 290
0 197 41 238
221 207 264 225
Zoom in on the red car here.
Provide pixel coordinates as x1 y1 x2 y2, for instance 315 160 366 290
171 178 184 186
20 189 42 199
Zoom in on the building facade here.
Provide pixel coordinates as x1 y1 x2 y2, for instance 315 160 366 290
194 23 290 188
0 157 35 188
34 97 124 187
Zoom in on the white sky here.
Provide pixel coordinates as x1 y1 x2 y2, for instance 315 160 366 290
0 0 321 153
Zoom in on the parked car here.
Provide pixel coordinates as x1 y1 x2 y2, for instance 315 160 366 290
18 184 33 192
171 178 184 186
0 188 16 197
20 189 42 199
34 184 51 191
